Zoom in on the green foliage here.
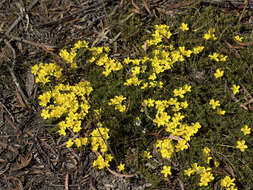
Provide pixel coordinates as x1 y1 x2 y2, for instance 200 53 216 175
33 3 253 189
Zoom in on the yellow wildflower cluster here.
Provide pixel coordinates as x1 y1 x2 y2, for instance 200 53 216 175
209 99 225 115
90 127 113 170
207 51 227 79
39 81 92 137
146 24 172 46
234 35 243 42
123 24 204 91
203 28 217 40
146 92 201 140
238 126 250 155
66 137 88 148
31 21 249 187
184 163 214 187
156 138 174 159
202 147 219 167
209 99 220 110
143 151 152 159
93 153 113 170
221 176 238 190
31 62 63 84
173 84 191 98
192 46 204 54
123 63 146 86
202 147 212 164
209 52 227 62
89 46 122 76
59 40 89 68
143 85 201 159
108 95 127 112
91 127 110 153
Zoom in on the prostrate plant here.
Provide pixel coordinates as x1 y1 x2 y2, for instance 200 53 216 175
32 19 252 188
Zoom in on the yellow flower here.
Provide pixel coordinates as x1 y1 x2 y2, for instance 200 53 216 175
209 52 219 62
241 125 251 135
199 170 214 186
74 138 81 148
203 28 217 40
117 163 125 172
234 35 243 42
175 139 188 152
184 168 194 176
38 91 51 107
108 95 127 112
217 108 226 115
214 69 224 78
203 147 212 164
66 139 74 148
231 84 240 95
236 140 248 152
143 151 152 159
161 165 172 177
81 137 89 146
219 55 227 62
203 33 211 40
148 73 157 80
192 46 204 54
221 176 236 188
179 23 189 31
173 87 185 98
209 99 220 110
203 147 211 155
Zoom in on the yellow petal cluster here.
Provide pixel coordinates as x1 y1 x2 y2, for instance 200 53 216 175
31 62 63 84
184 163 214 187
108 95 127 112
236 140 248 152
221 176 237 189
214 69 224 78
241 125 251 135
161 165 172 177
203 28 217 40
91 127 110 153
93 154 113 170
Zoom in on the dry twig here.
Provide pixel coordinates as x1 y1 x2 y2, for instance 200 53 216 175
4 40 29 107
238 0 248 23
0 0 39 44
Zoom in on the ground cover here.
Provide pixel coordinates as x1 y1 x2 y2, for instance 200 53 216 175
0 0 253 189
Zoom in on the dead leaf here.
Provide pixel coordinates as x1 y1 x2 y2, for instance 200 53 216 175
235 40 253 46
10 156 32 172
6 176 23 190
0 141 19 154
4 114 22 135
225 163 235 178
65 173 69 190
143 0 151 15
25 70 35 97
177 178 185 190
131 0 140 10
15 87 27 108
